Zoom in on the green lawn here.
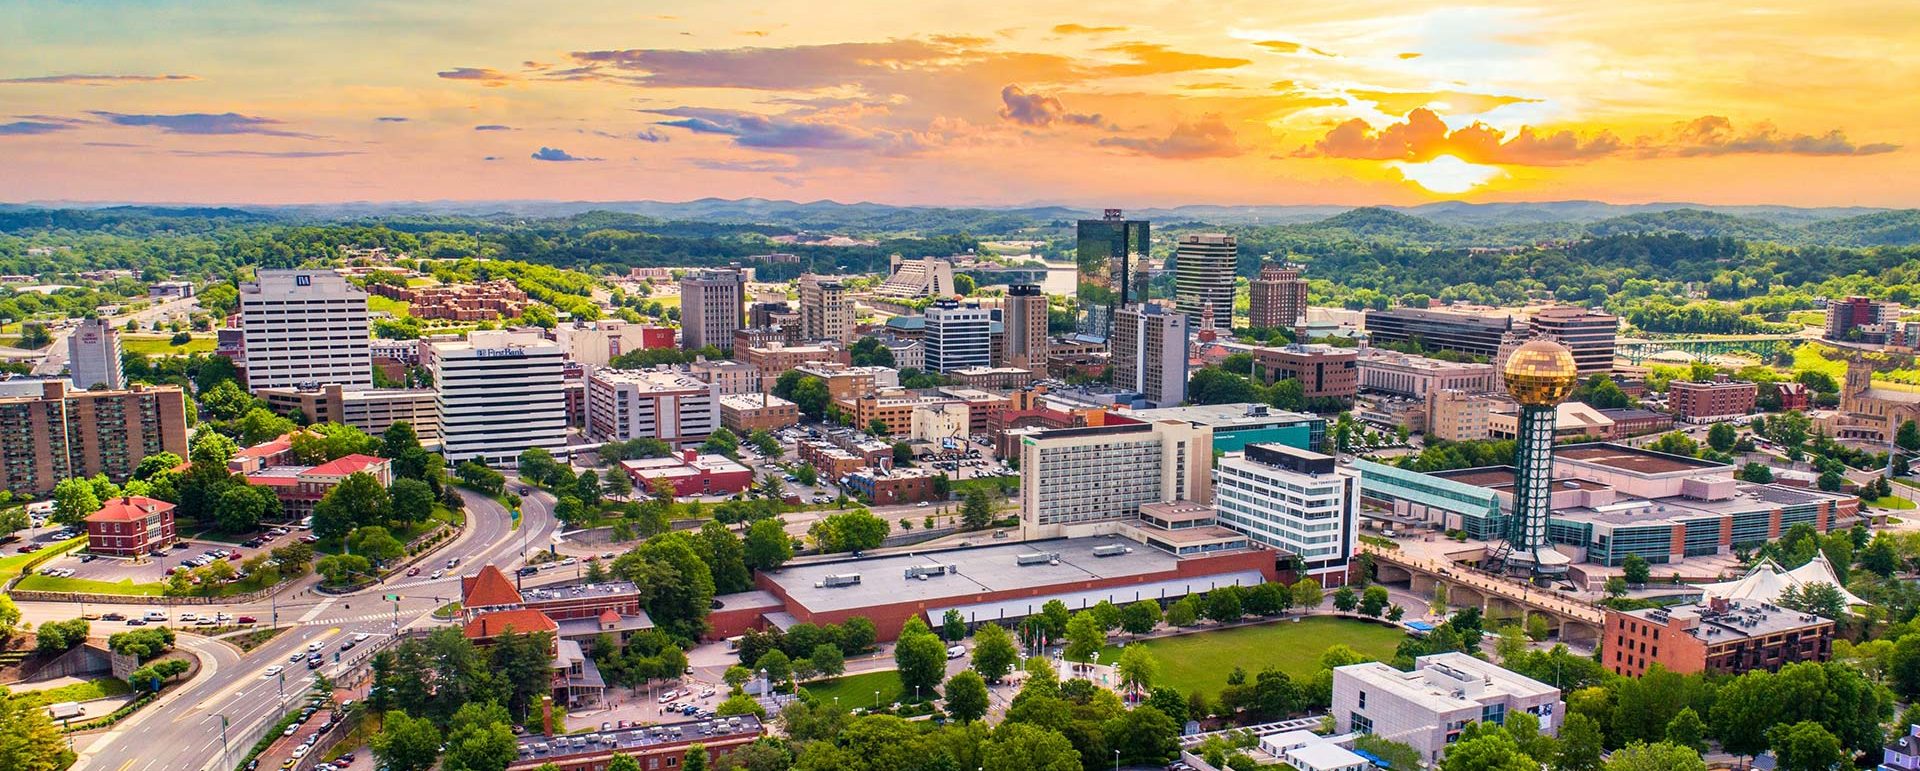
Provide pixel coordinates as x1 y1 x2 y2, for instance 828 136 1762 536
121 335 215 356
1870 495 1917 510
800 670 903 709
4 677 133 709
14 574 169 596
367 295 411 317
1080 617 1408 700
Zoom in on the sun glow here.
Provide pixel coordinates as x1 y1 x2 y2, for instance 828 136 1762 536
1388 155 1505 194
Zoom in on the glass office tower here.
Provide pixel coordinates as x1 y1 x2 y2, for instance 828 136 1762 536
1075 209 1150 341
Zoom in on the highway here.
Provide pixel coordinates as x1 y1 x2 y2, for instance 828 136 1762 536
28 482 560 771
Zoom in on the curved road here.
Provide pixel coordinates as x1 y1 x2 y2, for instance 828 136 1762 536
24 483 560 771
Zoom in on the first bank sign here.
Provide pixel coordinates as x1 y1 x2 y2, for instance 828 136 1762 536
474 347 527 359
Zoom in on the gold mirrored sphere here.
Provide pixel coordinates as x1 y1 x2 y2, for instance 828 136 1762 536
1504 339 1579 406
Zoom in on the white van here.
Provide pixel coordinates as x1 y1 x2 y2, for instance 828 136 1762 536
946 645 966 659
143 610 167 622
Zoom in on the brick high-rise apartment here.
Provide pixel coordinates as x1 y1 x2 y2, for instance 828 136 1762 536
1248 262 1308 331
0 381 190 494
1002 284 1050 373
1668 375 1758 422
798 274 855 344
680 269 745 353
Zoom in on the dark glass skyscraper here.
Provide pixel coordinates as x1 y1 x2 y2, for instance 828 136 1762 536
1075 209 1150 341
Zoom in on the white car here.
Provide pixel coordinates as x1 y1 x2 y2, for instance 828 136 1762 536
291 746 309 760
353 632 371 643
263 665 285 678
307 641 324 653
431 569 444 579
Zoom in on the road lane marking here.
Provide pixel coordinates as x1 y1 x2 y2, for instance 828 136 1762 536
297 598 334 623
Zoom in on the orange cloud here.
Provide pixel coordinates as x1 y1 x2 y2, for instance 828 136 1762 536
437 67 515 87
1306 108 1617 165
1345 89 1539 117
1052 24 1125 35
1095 43 1251 77
1099 115 1238 158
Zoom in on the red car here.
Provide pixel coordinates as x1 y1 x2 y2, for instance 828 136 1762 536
406 567 420 577
237 616 257 624
15 544 41 553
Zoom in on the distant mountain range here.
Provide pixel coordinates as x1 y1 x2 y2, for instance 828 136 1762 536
5 198 1918 247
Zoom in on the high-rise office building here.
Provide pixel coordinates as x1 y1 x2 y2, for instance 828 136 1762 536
428 330 568 465
1365 308 1514 359
1017 419 1214 537
1214 443 1360 585
1111 303 1189 408
924 299 992 373
1075 209 1150 341
1002 284 1049 372
240 269 372 391
1528 306 1618 377
1248 262 1309 331
0 381 189 494
1174 233 1237 330
68 317 124 391
680 269 745 353
798 274 855 344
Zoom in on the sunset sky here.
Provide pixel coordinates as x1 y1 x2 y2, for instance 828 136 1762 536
4 0 1917 207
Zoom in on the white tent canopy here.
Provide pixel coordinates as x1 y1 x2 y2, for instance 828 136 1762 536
1699 553 1867 609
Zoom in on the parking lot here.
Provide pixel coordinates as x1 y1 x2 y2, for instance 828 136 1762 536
26 523 315 588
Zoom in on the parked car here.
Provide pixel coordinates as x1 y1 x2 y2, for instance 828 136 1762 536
237 616 257 624
406 567 420 577
124 619 146 626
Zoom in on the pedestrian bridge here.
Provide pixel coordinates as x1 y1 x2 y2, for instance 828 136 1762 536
1361 542 1605 645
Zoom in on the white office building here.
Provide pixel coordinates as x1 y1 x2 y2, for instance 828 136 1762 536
924 299 992 373
240 269 372 391
428 330 568 465
1174 233 1237 330
1111 303 1189 408
1018 419 1214 538
1333 652 1563 767
1214 443 1360 585
584 367 720 446
67 317 124 390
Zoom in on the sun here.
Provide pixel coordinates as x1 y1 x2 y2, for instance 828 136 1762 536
1388 155 1506 194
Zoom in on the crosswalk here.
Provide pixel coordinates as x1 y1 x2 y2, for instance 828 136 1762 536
297 612 411 627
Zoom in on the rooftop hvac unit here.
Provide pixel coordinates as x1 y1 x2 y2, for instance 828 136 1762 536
816 573 862 588
904 565 956 580
1016 552 1060 566
1092 544 1132 557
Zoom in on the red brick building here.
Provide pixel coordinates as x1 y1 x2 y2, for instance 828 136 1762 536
1251 344 1358 400
1668 376 1758 422
85 496 177 557
1603 598 1834 677
619 450 754 497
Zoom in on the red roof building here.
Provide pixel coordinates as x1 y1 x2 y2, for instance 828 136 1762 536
463 608 559 642
242 452 393 520
85 496 177 557
461 564 526 614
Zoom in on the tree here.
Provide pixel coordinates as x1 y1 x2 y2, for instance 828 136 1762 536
1331 586 1358 613
1205 586 1244 623
316 553 372 585
1359 585 1390 617
1737 462 1774 483
1601 742 1704 771
1664 707 1707 755
607 755 640 771
1555 712 1605 771
1900 419 1920 454
1292 578 1324 611
793 463 818 487
1441 725 1536 771
1165 596 1199 627
388 477 435 524
894 628 947 701
971 622 1018 682
1106 705 1179 766
0 683 73 771
348 526 407 565
314 471 390 542
960 488 994 530
757 649 792 686
213 482 279 533
1120 600 1162 636
945 670 989 722
808 642 844 678
941 609 967 642
1622 554 1651 585
443 708 518 771
983 723 1082 771
743 518 793 571
703 427 740 457
1064 612 1105 661
373 709 443 771
1116 645 1157 695
809 509 889 552
1706 422 1737 452
681 745 709 771
51 477 100 527
698 521 753 594
34 619 88 654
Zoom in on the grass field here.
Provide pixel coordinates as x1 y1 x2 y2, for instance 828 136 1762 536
121 335 215 356
367 295 411 317
3 677 133 709
14 573 169 596
801 670 904 708
1870 495 1917 510
1079 617 1408 700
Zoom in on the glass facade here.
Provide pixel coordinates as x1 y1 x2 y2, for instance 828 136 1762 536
1075 215 1150 340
